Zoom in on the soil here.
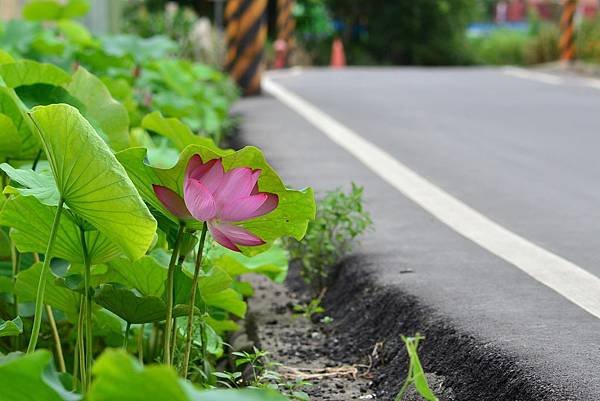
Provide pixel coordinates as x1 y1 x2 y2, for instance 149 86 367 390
243 256 571 401
244 262 456 401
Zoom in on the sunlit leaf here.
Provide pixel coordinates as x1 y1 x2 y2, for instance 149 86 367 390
211 243 289 283
66 67 130 151
0 60 70 88
141 111 220 154
116 145 315 256
23 0 90 21
0 112 21 158
0 316 22 337
0 194 123 264
0 164 59 206
29 104 156 260
203 288 246 318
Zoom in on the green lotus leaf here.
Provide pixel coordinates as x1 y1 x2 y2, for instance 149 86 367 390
210 243 289 283
0 60 70 88
0 87 39 159
15 262 80 318
0 113 21 158
29 104 157 260
116 144 315 256
0 316 22 337
0 194 123 264
66 67 130 151
101 255 167 298
0 163 59 206
56 20 95 47
0 351 80 401
203 288 246 318
89 350 287 401
94 284 170 324
0 50 15 65
23 0 90 21
141 111 222 153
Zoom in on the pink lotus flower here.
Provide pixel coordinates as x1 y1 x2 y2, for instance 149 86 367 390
152 155 278 252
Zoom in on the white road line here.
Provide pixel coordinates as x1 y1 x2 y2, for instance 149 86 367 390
502 67 563 85
263 76 600 320
583 77 600 90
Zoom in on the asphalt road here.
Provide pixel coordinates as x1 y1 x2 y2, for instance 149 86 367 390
234 67 600 399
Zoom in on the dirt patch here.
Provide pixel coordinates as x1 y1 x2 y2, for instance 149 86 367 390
247 256 574 401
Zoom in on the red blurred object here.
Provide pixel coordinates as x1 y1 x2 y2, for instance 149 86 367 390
273 39 288 69
330 38 346 68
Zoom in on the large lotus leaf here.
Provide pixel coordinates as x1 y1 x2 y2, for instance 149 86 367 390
141 111 221 153
0 113 21 157
89 350 287 401
0 60 70 88
15 262 80 318
29 104 156 260
0 351 80 401
116 145 315 256
203 288 246 318
0 316 22 337
15 83 83 110
210 243 289 283
101 255 166 297
100 34 177 65
0 50 15 65
94 284 169 324
0 163 59 206
0 194 123 264
0 87 39 159
56 20 95 47
66 67 130 151
23 0 90 21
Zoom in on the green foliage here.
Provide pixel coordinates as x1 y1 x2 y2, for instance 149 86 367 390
0 351 80 401
29 104 157 260
395 335 439 401
324 0 476 65
577 16 600 63
468 29 529 65
0 3 315 400
89 349 289 401
286 183 371 291
292 298 325 320
0 316 23 337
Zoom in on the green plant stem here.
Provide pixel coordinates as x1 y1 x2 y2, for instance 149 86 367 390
180 222 208 378
45 305 66 372
163 223 185 366
27 197 64 353
123 321 131 350
72 337 79 392
77 296 87 392
80 227 93 389
138 324 145 364
10 243 20 350
31 150 42 171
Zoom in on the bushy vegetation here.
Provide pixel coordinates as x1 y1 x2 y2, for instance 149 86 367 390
286 184 371 292
468 21 560 66
576 15 600 63
0 1 316 400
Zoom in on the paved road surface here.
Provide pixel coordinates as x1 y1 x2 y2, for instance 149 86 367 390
234 67 600 399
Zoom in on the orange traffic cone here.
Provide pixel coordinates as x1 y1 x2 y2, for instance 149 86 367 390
330 38 346 68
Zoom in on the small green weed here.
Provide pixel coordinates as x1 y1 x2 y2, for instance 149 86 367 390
286 183 371 291
395 335 439 401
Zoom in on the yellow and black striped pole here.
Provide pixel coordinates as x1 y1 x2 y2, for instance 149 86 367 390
277 0 295 46
224 0 267 96
559 0 577 62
